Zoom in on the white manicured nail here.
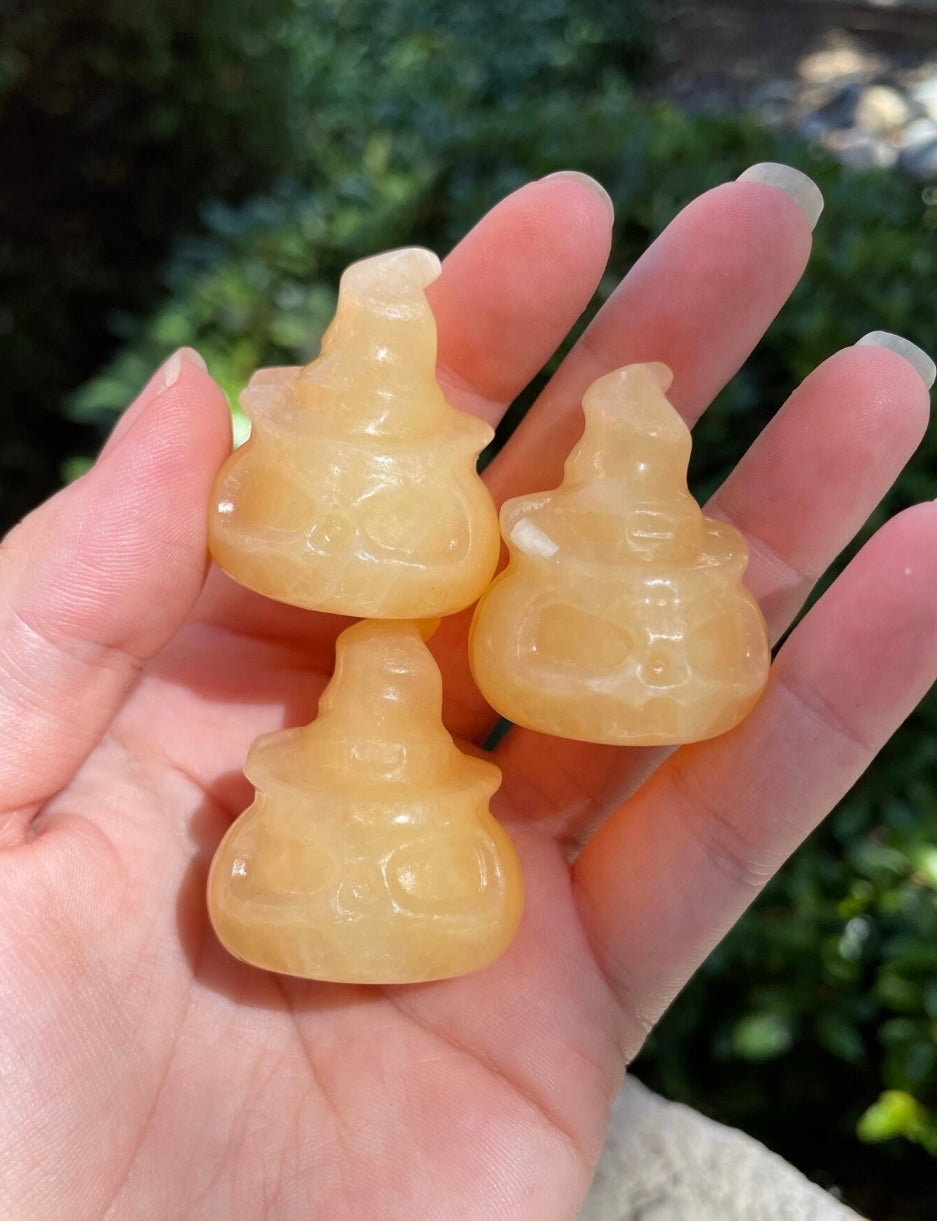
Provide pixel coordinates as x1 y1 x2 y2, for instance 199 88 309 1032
541 171 615 219
160 346 208 390
856 331 936 389
736 162 824 230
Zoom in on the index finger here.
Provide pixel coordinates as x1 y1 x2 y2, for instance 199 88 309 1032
429 171 614 422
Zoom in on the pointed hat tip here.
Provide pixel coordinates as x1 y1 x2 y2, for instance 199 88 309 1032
341 247 441 297
325 619 443 715
583 361 675 407
579 362 687 446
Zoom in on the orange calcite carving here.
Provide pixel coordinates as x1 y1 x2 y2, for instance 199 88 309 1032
208 248 500 617
207 620 524 983
470 363 771 745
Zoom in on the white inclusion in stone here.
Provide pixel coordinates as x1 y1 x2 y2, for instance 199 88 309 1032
217 500 235 515
510 516 559 558
585 666 637 692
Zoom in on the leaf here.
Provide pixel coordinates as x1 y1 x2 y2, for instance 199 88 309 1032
731 1012 794 1062
857 1090 927 1143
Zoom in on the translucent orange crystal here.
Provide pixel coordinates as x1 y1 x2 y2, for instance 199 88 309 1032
470 363 770 745
208 248 500 618
207 620 523 983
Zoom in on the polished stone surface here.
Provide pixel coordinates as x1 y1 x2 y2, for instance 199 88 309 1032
470 363 771 745
208 247 499 618
208 620 523 983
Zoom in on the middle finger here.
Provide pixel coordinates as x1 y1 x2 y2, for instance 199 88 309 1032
485 165 821 506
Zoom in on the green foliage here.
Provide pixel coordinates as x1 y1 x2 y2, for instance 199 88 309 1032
0 0 302 527
61 0 661 440
8 0 937 1208
859 1090 937 1156
640 702 937 1179
1 0 656 529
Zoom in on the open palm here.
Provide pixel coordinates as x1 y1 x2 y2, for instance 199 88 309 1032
2 172 935 1221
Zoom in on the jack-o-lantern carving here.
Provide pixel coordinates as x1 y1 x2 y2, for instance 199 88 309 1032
469 363 771 745
208 248 499 618
207 620 524 983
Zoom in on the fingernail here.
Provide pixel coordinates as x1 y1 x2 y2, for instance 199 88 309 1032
541 171 615 219
736 162 824 231
101 348 208 459
160 346 208 390
856 331 936 390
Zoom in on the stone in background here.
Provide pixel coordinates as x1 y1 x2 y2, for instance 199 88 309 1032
654 0 937 178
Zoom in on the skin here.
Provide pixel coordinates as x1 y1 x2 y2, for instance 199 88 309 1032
1 173 935 1220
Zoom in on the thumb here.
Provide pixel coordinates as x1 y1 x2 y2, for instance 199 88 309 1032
0 349 231 844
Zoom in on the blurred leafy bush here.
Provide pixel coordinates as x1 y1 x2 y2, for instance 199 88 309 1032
0 0 304 526
0 0 653 525
7 1 937 1212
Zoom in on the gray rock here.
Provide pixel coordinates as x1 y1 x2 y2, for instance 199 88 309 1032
809 83 862 132
855 85 913 135
900 115 937 148
823 129 899 171
580 1078 864 1221
798 112 833 142
899 116 937 178
910 77 937 123
748 80 796 129
900 138 937 179
798 45 883 89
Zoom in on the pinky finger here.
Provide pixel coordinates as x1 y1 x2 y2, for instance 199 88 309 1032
572 501 937 1057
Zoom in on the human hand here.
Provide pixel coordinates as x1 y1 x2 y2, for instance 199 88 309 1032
2 169 934 1220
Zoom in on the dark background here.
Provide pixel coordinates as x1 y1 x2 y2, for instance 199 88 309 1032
2 1 937 1215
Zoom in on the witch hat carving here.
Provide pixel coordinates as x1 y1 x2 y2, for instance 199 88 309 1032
208 248 499 617
208 620 524 983
470 363 771 745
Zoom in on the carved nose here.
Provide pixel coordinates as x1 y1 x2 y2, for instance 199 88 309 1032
638 645 691 690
